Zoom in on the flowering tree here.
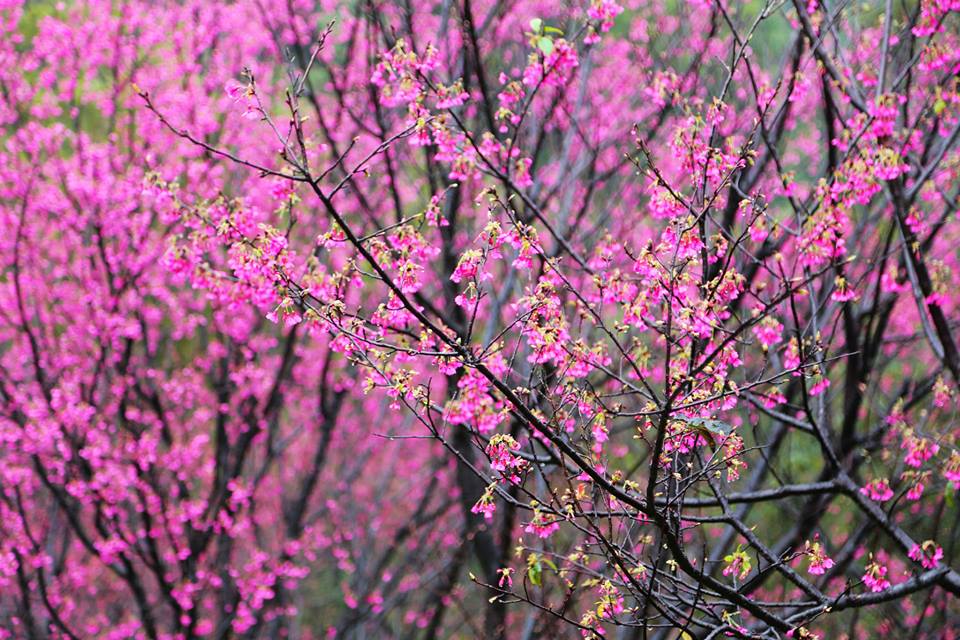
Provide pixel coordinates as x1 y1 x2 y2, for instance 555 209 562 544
2 0 960 638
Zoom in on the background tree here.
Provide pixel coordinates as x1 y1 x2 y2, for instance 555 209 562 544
1 0 960 638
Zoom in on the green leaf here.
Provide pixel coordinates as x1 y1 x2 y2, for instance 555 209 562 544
529 18 542 33
537 37 554 55
527 561 542 586
543 26 564 35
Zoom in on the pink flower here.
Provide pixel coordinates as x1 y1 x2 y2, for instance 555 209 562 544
224 79 247 100
809 370 831 396
784 337 802 372
902 435 939 468
808 555 834 575
830 276 858 302
905 482 924 501
435 80 469 109
908 541 943 569
471 484 497 521
863 560 890 592
933 376 953 408
945 451 960 489
860 479 894 502
722 546 752 581
525 510 561 539
450 249 484 283
523 38 579 88
753 316 783 351
93 538 129 564
471 500 495 521
514 157 534 188
805 538 835 575
486 434 527 484
587 0 624 34
525 520 560 538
